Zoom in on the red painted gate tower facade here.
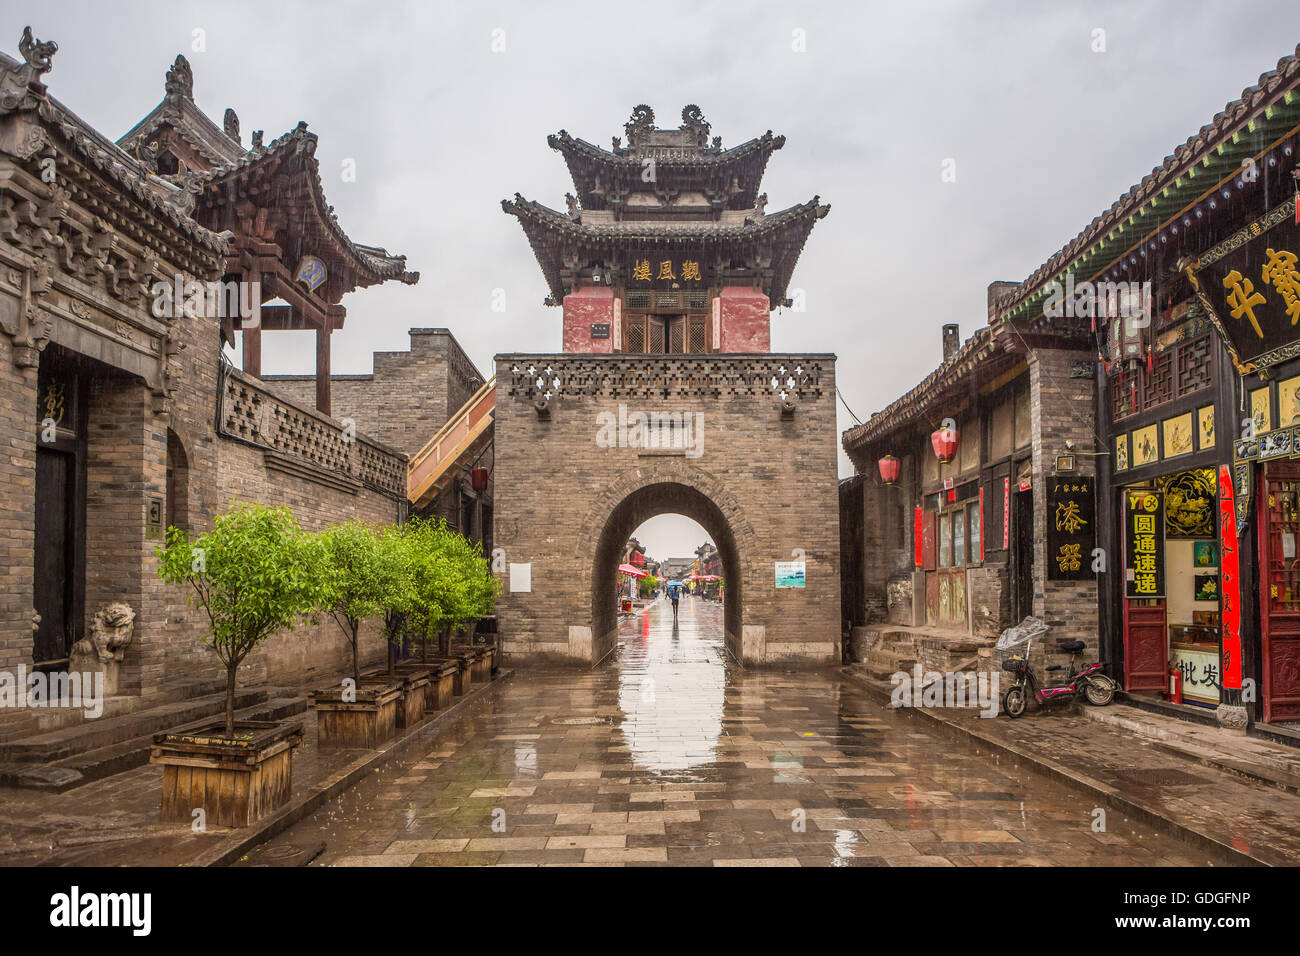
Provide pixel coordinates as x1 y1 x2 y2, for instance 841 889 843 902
495 105 840 665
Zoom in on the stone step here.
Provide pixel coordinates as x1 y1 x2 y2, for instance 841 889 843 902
0 696 307 793
0 687 270 763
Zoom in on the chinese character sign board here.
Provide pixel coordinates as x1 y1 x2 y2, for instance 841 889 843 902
1191 201 1300 372
914 506 924 568
1217 465 1243 690
1124 490 1165 598
1047 476 1095 581
1171 643 1221 706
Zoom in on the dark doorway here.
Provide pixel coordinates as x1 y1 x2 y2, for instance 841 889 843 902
34 448 76 664
1013 488 1034 620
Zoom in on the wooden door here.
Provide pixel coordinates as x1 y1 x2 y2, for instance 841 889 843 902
1259 465 1300 722
33 447 75 664
1123 601 1167 691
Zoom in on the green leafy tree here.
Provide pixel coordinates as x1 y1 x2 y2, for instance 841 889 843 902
156 502 329 738
638 573 659 598
319 521 412 686
402 518 499 656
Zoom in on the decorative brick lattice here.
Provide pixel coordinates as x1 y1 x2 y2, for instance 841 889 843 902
221 370 406 496
503 355 828 402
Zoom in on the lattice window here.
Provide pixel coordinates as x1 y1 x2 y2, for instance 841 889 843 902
625 319 645 353
648 317 665 353
625 291 651 310
687 315 708 353
654 292 681 309
686 289 709 309
1109 334 1214 423
668 317 684 353
1177 335 1213 395
1141 350 1173 412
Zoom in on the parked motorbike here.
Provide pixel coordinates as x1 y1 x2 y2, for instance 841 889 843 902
1002 639 1115 717
1061 638 1116 706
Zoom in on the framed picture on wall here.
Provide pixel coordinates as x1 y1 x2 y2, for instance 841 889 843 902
1133 424 1159 467
1115 434 1130 472
1197 405 1215 450
1162 412 1194 459
1193 541 1218 567
1194 573 1220 602
1251 386 1272 436
1278 375 1300 428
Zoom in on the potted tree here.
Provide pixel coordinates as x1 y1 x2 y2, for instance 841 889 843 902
404 519 471 702
152 502 328 827
312 521 414 747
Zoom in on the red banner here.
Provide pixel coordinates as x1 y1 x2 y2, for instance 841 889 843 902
1002 477 1011 549
914 506 924 567
979 487 985 562
1217 465 1242 690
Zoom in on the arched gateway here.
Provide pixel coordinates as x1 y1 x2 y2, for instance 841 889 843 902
491 105 840 666
583 471 753 663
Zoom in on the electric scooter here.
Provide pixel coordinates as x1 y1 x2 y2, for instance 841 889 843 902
1002 638 1089 717
1061 638 1116 706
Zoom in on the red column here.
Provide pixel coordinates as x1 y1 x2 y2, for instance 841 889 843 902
562 287 615 353
717 287 771 352
315 325 331 416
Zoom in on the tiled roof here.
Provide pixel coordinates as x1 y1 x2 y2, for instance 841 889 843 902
993 42 1300 320
0 50 227 255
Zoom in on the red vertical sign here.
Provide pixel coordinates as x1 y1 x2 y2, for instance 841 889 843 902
979 487 985 562
913 506 924 567
1217 464 1242 690
1002 477 1010 549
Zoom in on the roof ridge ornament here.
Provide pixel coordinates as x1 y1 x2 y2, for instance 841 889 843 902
164 54 193 99
0 26 56 113
680 104 710 147
223 108 240 145
624 104 655 146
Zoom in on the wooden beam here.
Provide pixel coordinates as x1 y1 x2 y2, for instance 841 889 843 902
315 326 331 416
243 327 261 377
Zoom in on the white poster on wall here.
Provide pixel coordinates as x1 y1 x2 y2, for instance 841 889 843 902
509 562 531 593
775 560 805 588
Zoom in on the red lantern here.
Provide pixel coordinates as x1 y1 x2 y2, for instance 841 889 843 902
877 454 900 485
931 426 959 464
471 466 489 492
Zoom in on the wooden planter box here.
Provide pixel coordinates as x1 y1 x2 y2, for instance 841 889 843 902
151 719 303 828
427 660 458 710
392 667 430 729
363 666 434 726
311 680 402 750
461 647 490 685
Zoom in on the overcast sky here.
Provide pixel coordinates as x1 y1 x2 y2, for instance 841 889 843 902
11 1 1300 558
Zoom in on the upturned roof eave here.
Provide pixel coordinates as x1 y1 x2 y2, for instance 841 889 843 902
992 42 1300 322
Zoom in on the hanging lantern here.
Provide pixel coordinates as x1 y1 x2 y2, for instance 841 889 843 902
931 425 959 464
471 466 489 492
877 454 900 485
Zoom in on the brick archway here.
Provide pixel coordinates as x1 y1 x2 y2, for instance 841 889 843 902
575 460 758 664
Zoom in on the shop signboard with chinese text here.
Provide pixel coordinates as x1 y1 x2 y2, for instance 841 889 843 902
1124 490 1166 598
1171 643 1221 706
1189 199 1300 372
1047 476 1095 580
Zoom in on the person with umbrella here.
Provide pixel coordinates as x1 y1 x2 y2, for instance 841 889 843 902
666 580 682 619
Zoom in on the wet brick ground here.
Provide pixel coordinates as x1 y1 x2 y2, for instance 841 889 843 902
250 597 1226 867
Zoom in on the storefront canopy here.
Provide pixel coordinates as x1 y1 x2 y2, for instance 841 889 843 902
617 564 648 578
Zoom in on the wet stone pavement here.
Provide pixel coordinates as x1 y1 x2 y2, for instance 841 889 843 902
249 597 1224 867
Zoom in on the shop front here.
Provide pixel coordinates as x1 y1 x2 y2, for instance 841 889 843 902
1118 469 1223 707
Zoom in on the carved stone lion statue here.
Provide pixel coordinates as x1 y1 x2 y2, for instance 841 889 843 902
71 602 136 663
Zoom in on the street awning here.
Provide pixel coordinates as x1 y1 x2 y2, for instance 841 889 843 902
617 563 648 578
